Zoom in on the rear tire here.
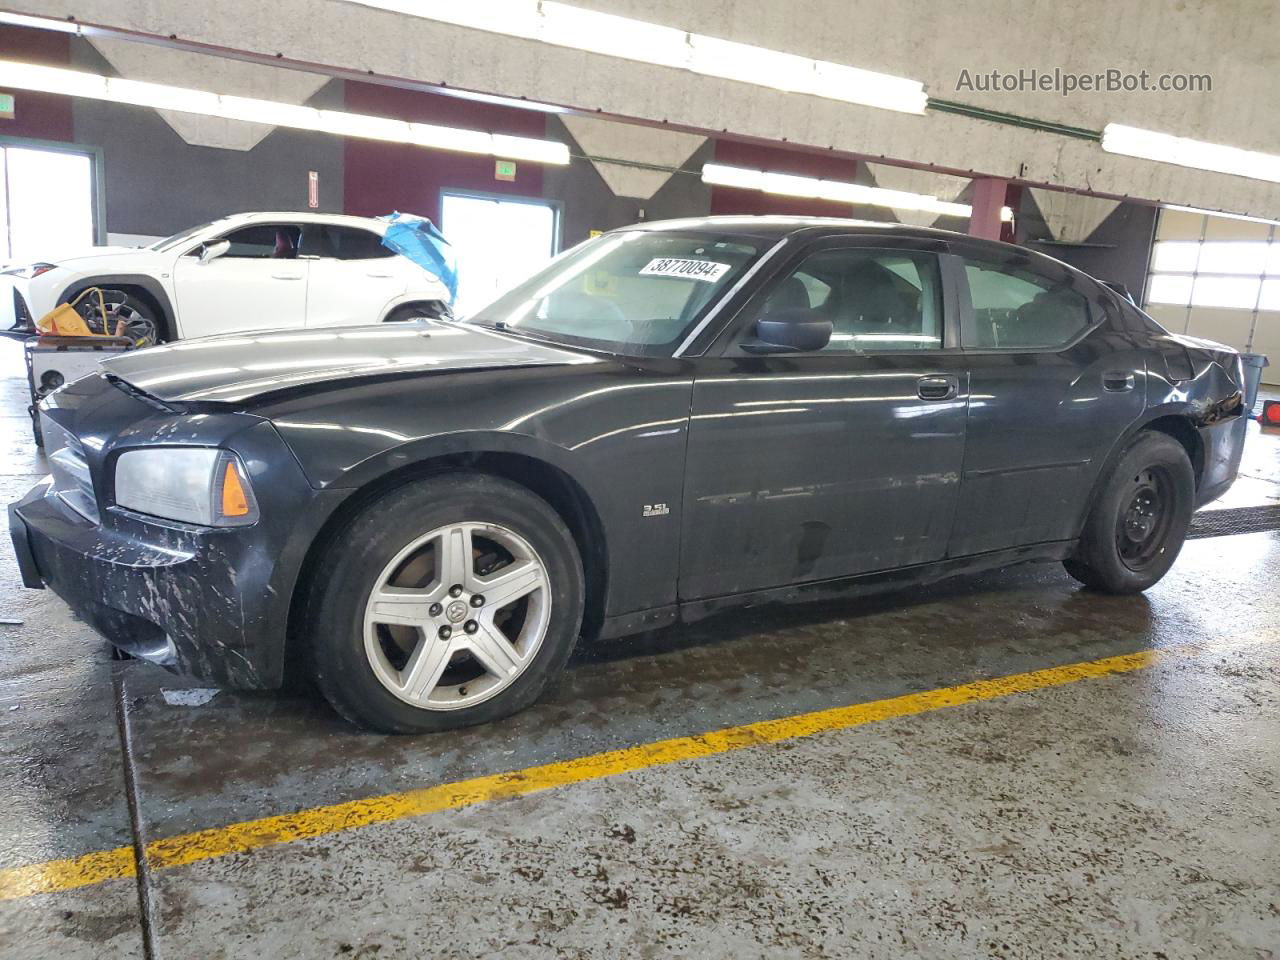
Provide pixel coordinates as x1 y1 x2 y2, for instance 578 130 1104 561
1064 431 1194 594
307 473 584 733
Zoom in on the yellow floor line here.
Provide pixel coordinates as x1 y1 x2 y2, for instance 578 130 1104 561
0 643 1207 901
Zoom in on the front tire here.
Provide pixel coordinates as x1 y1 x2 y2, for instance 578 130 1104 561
307 473 584 733
1064 431 1195 594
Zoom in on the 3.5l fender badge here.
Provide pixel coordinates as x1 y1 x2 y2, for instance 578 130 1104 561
642 503 670 517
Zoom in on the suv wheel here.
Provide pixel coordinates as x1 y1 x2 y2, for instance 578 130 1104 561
1063 431 1195 594
308 473 584 733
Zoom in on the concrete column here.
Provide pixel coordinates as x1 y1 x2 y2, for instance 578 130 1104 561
968 177 1008 241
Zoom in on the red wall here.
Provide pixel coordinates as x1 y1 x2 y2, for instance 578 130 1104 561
343 82 547 222
0 26 73 142
708 140 859 218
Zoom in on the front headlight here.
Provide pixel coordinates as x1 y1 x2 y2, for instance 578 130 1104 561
114 448 259 526
0 262 57 279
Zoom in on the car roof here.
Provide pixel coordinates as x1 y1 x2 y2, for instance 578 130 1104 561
620 214 995 246
619 215 1097 274
217 211 391 233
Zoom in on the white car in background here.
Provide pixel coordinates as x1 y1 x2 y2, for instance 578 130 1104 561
1 212 451 341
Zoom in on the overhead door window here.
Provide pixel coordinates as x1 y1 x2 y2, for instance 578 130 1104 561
963 259 1092 349
1 145 95 263
441 193 557 316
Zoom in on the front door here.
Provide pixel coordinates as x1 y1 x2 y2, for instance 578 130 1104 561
173 222 309 339
680 241 969 600
947 248 1147 556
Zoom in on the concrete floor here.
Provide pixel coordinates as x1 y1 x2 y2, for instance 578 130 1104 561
1 343 1278 959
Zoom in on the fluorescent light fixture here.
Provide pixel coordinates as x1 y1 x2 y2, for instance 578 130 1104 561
0 11 82 33
0 58 570 165
1163 203 1280 227
344 0 927 114
1103 123 1280 184
702 163 1013 223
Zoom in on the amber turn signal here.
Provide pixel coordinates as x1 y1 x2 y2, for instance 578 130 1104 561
220 459 250 518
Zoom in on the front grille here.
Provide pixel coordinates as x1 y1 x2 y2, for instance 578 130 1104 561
42 415 99 523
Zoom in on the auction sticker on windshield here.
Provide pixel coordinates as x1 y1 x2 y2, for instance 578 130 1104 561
639 258 731 283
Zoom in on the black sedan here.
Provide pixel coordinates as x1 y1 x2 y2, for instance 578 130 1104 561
9 217 1249 732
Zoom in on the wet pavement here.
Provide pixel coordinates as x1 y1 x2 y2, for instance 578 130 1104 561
1 349 1277 959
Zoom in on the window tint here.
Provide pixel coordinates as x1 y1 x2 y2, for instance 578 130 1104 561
322 226 394 260
209 224 302 259
748 248 943 352
963 259 1092 349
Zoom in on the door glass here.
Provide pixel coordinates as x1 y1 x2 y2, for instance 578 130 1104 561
213 224 302 259
2 146 94 263
963 259 1092 349
441 194 556 316
744 248 944 352
322 226 394 260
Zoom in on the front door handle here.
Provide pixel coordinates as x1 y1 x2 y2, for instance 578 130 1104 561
271 273 303 281
1103 371 1136 392
917 375 959 401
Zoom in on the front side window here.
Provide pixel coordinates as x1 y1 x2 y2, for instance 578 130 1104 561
467 231 761 356
742 248 944 352
963 258 1092 349
203 224 303 260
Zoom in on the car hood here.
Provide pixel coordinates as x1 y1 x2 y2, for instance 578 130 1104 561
99 320 602 403
42 246 152 266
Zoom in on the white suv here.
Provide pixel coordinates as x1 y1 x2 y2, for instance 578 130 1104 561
1 212 451 341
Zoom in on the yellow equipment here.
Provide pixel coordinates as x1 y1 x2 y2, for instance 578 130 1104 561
36 287 119 338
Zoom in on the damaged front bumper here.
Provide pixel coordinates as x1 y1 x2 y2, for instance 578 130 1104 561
10 478 287 687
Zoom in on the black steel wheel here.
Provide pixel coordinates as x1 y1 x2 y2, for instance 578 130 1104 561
1064 431 1195 594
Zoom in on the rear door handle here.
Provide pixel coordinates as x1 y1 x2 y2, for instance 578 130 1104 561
271 273 303 281
366 272 395 279
1103 371 1136 392
917 375 959 401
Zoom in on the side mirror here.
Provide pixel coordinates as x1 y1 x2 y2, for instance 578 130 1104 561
750 308 832 353
199 239 231 264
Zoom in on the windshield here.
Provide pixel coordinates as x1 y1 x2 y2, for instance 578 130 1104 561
149 219 226 252
466 231 762 356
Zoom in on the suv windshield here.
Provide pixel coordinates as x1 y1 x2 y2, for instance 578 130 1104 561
466 231 762 356
149 219 226 252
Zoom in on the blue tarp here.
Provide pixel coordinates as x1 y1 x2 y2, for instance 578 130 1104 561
379 212 458 304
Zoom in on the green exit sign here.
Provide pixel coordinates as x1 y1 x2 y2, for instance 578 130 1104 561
0 93 13 120
494 159 517 182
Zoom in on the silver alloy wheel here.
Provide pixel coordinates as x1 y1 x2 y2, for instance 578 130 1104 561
363 521 552 711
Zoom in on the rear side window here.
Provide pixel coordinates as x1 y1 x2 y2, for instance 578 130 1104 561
962 258 1092 350
324 226 394 260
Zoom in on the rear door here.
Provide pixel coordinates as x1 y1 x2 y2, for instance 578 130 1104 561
948 247 1147 556
302 224 407 328
679 237 970 600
